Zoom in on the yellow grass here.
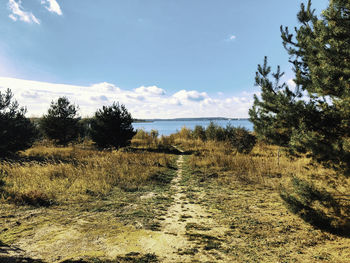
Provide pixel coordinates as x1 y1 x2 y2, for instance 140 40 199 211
1 136 350 262
0 144 174 205
176 137 350 233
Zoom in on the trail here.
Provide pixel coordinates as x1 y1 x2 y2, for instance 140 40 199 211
0 154 232 262
150 154 232 262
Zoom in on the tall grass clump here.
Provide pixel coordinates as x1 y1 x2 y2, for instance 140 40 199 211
0 145 175 206
132 129 159 148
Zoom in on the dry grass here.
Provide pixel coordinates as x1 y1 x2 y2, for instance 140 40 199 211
174 137 350 262
0 143 174 205
1 135 350 262
0 140 179 262
183 138 348 191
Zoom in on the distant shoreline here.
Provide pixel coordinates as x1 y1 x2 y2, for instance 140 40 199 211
133 117 250 123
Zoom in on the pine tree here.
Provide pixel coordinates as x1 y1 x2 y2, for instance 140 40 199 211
90 102 136 149
40 97 81 145
0 89 37 156
192 125 206 141
249 57 304 148
250 0 350 170
281 0 350 169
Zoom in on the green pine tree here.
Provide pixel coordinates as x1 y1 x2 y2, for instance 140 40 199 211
250 0 350 170
90 102 136 149
249 57 304 148
40 97 81 145
281 0 350 169
0 89 38 156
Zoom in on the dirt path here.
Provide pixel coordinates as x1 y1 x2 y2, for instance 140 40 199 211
152 154 232 262
109 154 232 262
0 154 233 262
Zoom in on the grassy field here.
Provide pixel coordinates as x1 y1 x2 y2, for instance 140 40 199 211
1 135 350 262
176 137 350 262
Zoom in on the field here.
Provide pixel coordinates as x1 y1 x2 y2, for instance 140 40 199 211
1 136 350 262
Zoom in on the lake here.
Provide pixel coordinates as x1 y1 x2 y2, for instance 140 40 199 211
132 119 253 136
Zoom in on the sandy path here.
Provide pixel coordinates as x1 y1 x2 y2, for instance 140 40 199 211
153 154 231 262
0 154 232 262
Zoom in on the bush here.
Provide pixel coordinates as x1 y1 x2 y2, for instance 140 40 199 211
40 97 81 145
90 102 136 149
132 129 157 148
160 135 174 147
192 125 206 141
226 126 256 154
0 89 38 156
205 122 226 141
178 126 192 140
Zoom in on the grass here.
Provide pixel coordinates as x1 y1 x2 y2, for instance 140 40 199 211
0 142 178 262
1 135 350 262
172 137 350 262
0 144 175 205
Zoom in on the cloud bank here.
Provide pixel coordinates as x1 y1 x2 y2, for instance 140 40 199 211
8 0 40 24
0 77 255 119
41 0 62 15
7 0 62 24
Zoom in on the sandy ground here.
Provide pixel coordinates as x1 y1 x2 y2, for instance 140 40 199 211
0 154 232 262
2 153 350 262
149 155 232 262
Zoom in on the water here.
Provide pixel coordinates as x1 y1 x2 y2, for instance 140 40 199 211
133 119 253 136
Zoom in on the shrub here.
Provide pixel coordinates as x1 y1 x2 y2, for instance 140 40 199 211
90 102 136 149
150 129 159 140
226 126 256 154
178 126 192 140
192 125 206 141
132 129 156 148
159 135 174 147
205 122 225 141
0 89 38 156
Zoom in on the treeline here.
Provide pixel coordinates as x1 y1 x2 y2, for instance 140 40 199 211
0 90 135 157
1 88 257 157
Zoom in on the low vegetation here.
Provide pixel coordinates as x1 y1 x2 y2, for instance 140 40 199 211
173 135 350 262
0 142 174 206
1 127 350 262
182 137 350 232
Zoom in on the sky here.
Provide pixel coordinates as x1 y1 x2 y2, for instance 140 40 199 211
0 0 329 118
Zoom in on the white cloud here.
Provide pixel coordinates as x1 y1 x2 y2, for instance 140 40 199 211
8 0 40 24
9 14 17 21
172 90 208 102
229 35 236 41
287 78 296 88
0 77 254 119
126 94 145 101
135 85 166 96
41 0 62 15
91 95 108 102
90 82 121 92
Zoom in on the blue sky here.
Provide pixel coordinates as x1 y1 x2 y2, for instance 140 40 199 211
0 0 328 118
